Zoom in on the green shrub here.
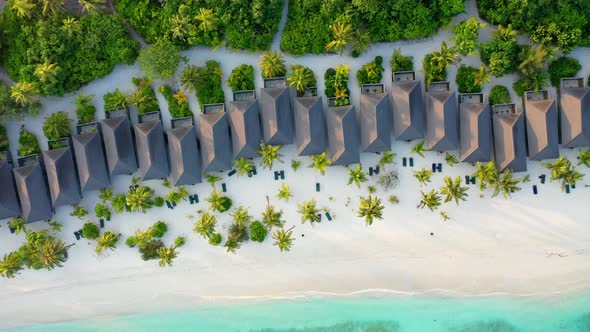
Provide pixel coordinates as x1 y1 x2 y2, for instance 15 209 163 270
139 239 164 261
42 111 72 141
250 221 268 243
390 49 413 72
374 56 383 66
130 78 159 116
0 125 10 152
138 39 182 81
324 65 349 98
218 197 233 213
208 233 222 246
356 61 384 87
82 223 100 240
0 81 40 122
548 57 581 87
489 85 511 105
513 71 549 96
423 54 447 85
152 221 168 238
480 26 520 77
455 66 481 93
174 236 186 248
192 60 225 112
125 236 137 248
17 130 41 156
451 17 485 56
159 85 191 119
73 94 97 124
112 194 127 214
154 197 165 208
324 68 336 98
94 203 111 220
103 89 128 112
227 64 255 91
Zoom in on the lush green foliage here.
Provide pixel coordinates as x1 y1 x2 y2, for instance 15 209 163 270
139 239 165 261
287 65 316 95
480 25 520 77
94 203 111 220
513 71 549 96
259 51 286 79
548 57 581 87
152 221 168 238
42 111 72 141
208 233 223 246
451 17 485 56
82 223 100 240
0 125 9 152
455 66 480 93
73 94 96 124
489 85 511 105
159 85 191 119
257 142 283 170
183 60 224 111
0 81 39 123
250 221 268 242
138 39 183 81
422 54 447 85
207 190 233 213
227 64 255 91
130 78 159 116
356 57 384 87
390 49 413 72
96 232 119 255
358 195 384 226
17 130 41 156
324 65 350 100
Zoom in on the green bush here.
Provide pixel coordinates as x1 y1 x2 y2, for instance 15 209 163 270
130 78 159 116
82 223 100 240
112 194 127 214
73 94 97 124
324 68 336 98
480 26 520 77
250 221 268 242
152 221 168 238
489 85 511 105
159 85 191 119
451 17 485 56
227 64 255 91
138 39 182 81
191 60 225 112
455 66 481 93
391 49 413 72
513 71 549 96
42 111 72 141
0 125 9 152
0 82 39 122
356 61 384 87
125 236 137 248
94 203 111 220
153 197 165 208
548 57 581 87
217 197 233 213
139 239 164 261
423 54 447 85
17 130 41 157
324 65 349 98
103 89 128 112
208 233 222 246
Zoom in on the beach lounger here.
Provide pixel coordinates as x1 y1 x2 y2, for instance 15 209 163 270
166 201 174 209
274 171 279 180
74 231 80 240
106 216 111 222
9 227 15 234
222 183 227 192
465 175 470 185
369 167 374 176
317 213 322 221
325 212 332 221
79 229 84 238
432 163 442 173
469 176 476 185
533 185 538 195
539 174 546 184
251 167 257 175
409 158 414 167
279 170 285 180
402 157 407 167
565 185 571 194
99 219 105 228
432 163 436 172
572 184 576 189
189 194 199 204
228 169 237 177
374 166 380 175
315 183 320 192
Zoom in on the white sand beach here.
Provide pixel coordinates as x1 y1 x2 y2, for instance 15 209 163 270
1 1 590 329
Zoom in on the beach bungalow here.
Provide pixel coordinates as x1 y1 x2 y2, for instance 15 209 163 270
100 113 138 177
228 90 263 159
492 104 527 173
198 104 232 173
326 99 360 166
391 71 425 141
293 93 327 156
42 138 81 208
459 93 493 163
359 84 391 152
259 78 294 145
559 78 590 147
167 117 202 186
13 155 53 223
72 123 110 193
134 112 170 181
523 90 559 160
425 81 458 152
0 157 21 220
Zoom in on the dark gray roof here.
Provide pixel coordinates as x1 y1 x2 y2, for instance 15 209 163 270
492 105 527 173
72 131 111 192
14 162 52 223
167 126 202 186
198 112 232 172
524 94 559 160
0 159 21 220
559 85 590 148
294 96 327 156
459 95 493 163
134 121 170 181
391 79 425 140
100 115 138 177
259 87 294 145
326 105 360 166
228 99 263 159
359 92 391 152
42 147 81 208
425 88 458 151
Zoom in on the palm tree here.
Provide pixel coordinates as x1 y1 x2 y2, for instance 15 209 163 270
8 217 26 235
273 227 294 252
309 152 332 175
257 142 283 169
351 31 371 56
430 41 459 71
230 206 252 227
194 8 216 33
193 212 217 239
40 0 64 16
518 45 551 76
440 211 450 222
494 24 516 42
11 82 38 106
42 111 71 140
410 140 426 157
347 165 368 188
297 199 321 224
561 167 584 190
262 199 284 229
233 158 254 176
206 189 232 212
126 186 155 213
224 237 240 254
325 22 354 55
157 246 178 267
445 152 459 166
578 148 590 168
61 17 81 35
472 161 498 191
0 252 23 279
79 0 106 13
260 51 286 79
34 239 69 270
440 176 469 204
413 168 433 186
11 0 36 19
378 150 396 169
204 173 222 188
474 64 491 87
170 14 190 41
418 190 442 211
179 65 208 93
542 156 571 181
99 187 113 203
276 183 292 201
357 195 384 226
96 232 119 254
492 170 521 198
287 66 314 95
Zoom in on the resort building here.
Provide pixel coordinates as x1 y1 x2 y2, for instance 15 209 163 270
100 113 138 177
326 99 360 166
134 112 170 181
167 118 202 186
259 78 294 145
492 104 527 173
72 123 111 192
523 90 559 160
293 91 327 156
198 104 232 173
13 155 53 223
459 93 493 163
228 90 263 159
425 81 458 152
0 157 21 220
42 138 81 208
390 71 425 141
359 84 391 152
559 78 590 148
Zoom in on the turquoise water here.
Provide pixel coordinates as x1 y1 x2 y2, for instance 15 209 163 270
7 292 590 332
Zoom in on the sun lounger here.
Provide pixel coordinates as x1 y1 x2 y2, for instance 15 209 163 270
99 219 105 228
565 185 571 194
402 157 407 167
325 212 332 221
315 183 320 192
274 171 279 180
374 166 380 175
465 175 470 185
572 184 576 189
251 167 257 175
317 213 322 221
189 194 199 204
533 185 538 195
539 174 546 184
79 229 84 238
369 167 374 176
432 163 442 173
166 201 174 209
106 216 110 221
279 170 285 179
409 158 414 167
228 169 237 177
222 183 227 192
9 227 15 234
74 231 80 240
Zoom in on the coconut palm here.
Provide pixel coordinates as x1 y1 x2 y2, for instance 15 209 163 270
418 190 442 211
440 176 469 204
472 161 498 191
42 111 71 140
262 200 284 229
309 152 332 175
170 14 190 41
193 213 217 239
179 65 208 93
99 187 113 203
410 140 426 157
413 167 433 186
40 0 64 16
440 211 450 222
430 41 459 71
474 64 491 87
8 217 26 235
347 165 368 188
34 239 69 270
518 45 551 76
61 17 81 35
70 204 88 219
378 150 396 169
11 82 38 106
542 156 571 181
561 167 584 190
357 195 384 226
325 22 354 55
287 66 314 95
578 148 590 168
351 31 371 56
297 199 321 224
126 186 155 213
291 160 302 172
260 51 286 79
206 189 232 212
494 24 516 42
233 157 254 176
204 173 222 188
445 152 459 166
224 236 240 254
0 252 23 279
157 246 178 267
194 8 216 33
272 227 294 252
491 170 521 198
11 0 36 18
276 183 292 201
96 232 119 254
166 187 189 205
79 0 105 13
257 142 283 169
230 206 252 227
